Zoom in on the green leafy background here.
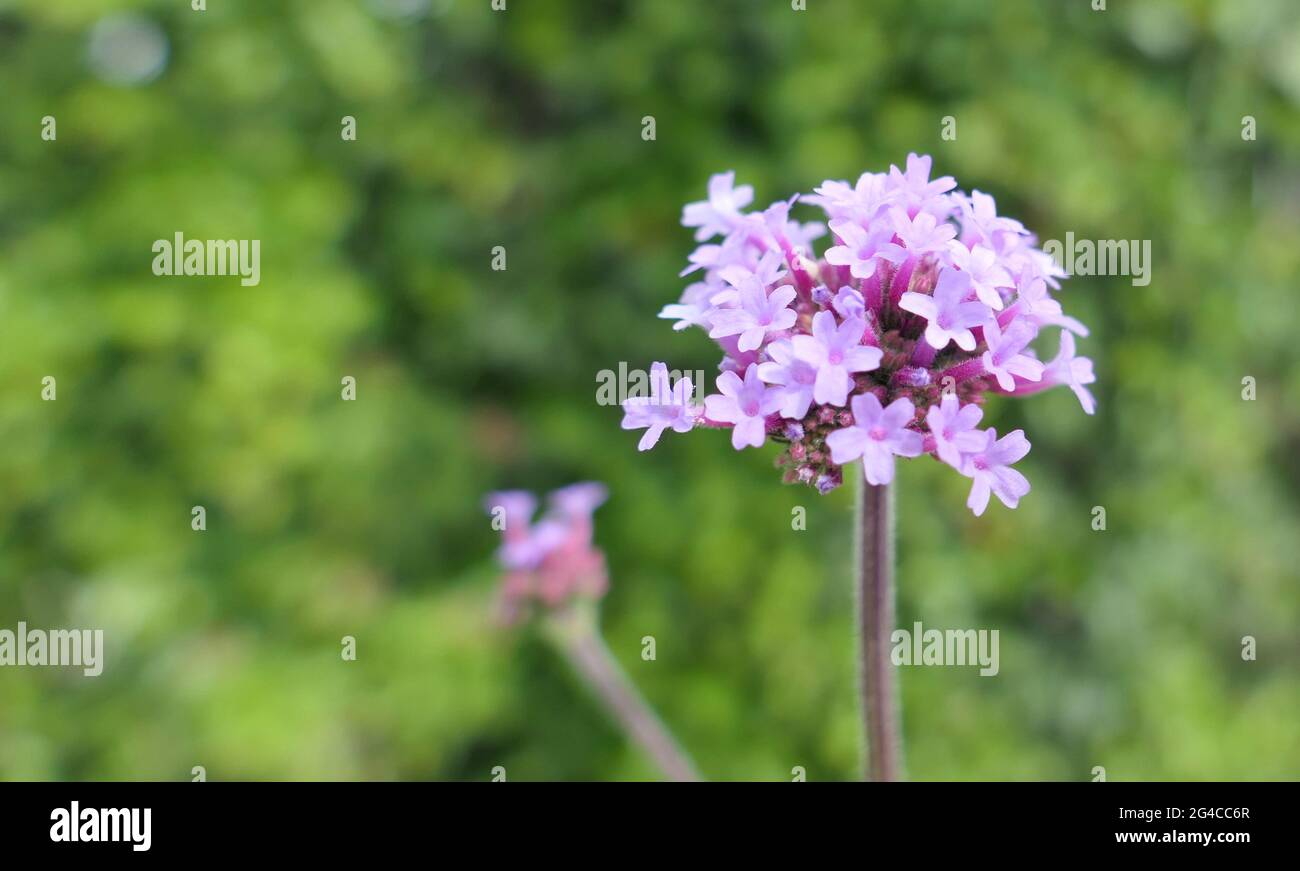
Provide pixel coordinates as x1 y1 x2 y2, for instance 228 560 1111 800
0 0 1297 780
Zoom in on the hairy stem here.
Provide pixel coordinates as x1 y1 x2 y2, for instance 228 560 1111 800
937 356 986 384
856 474 904 781
547 607 701 782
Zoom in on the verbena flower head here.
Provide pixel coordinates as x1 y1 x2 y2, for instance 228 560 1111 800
624 154 1097 515
484 483 608 623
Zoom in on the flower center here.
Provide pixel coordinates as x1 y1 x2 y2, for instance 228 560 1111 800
868 425 888 441
828 349 843 365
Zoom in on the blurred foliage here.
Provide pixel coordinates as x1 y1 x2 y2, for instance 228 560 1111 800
0 0 1297 780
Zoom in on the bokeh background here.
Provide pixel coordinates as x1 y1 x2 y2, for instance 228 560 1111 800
1 0 1297 781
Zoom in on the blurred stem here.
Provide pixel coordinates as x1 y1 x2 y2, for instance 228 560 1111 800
545 605 701 782
856 474 904 781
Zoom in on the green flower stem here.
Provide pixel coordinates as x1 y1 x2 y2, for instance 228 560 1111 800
545 605 701 782
856 473 904 781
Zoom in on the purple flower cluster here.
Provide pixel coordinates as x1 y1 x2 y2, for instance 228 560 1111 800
621 155 1096 515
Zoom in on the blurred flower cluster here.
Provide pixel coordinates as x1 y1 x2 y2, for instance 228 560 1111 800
622 154 1096 515
482 483 609 622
